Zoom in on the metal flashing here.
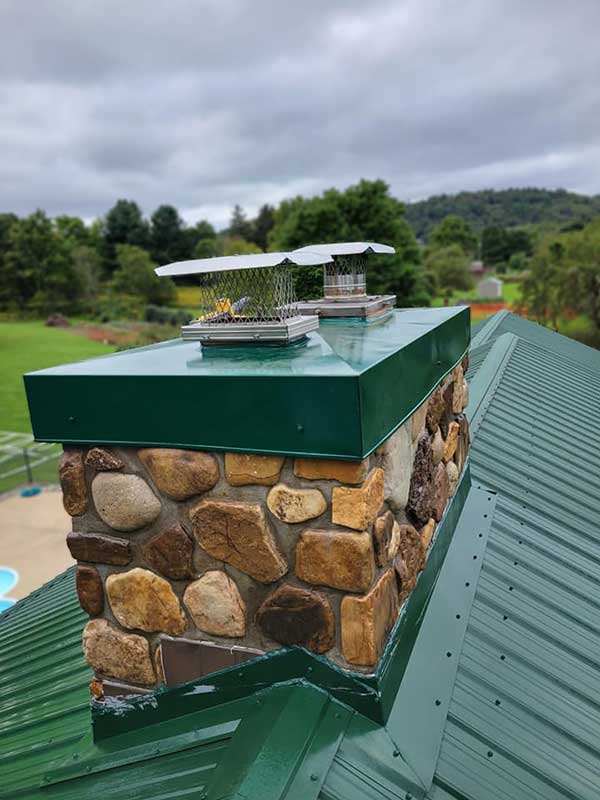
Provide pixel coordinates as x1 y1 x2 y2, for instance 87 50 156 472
24 307 470 460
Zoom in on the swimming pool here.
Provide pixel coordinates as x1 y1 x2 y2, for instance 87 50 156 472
0 568 18 613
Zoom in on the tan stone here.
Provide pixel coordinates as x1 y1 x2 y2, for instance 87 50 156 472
373 511 400 566
184 571 246 637
331 468 384 531
296 529 374 592
452 366 465 413
85 447 124 471
190 499 287 583
394 555 412 603
138 448 219 500
462 378 469 411
106 568 186 634
420 518 436 550
224 452 284 486
341 569 399 666
155 644 165 684
293 457 368 484
60 448 87 516
389 520 400 561
446 461 459 496
380 424 412 511
431 428 444 465
411 400 428 442
89 678 105 700
266 483 327 523
82 619 155 685
92 473 161 532
444 422 460 463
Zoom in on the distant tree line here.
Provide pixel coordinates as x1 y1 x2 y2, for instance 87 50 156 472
0 183 598 332
0 180 431 316
406 188 600 240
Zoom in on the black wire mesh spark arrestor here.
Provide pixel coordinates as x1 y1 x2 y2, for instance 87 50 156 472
294 242 397 320
155 252 332 345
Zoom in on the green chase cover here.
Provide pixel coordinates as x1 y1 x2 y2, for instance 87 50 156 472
24 307 469 460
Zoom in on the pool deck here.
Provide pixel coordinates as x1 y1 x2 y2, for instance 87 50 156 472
0 487 73 601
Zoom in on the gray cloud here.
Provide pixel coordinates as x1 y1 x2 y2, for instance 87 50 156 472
1 0 599 227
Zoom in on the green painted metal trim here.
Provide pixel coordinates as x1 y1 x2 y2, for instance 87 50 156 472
203 683 353 800
24 308 469 460
91 466 472 742
466 333 518 438
384 487 497 795
43 696 253 788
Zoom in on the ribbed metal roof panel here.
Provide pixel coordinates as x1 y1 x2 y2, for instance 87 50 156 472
428 315 600 799
0 567 90 800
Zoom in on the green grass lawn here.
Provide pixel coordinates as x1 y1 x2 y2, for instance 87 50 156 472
0 321 116 433
432 276 523 308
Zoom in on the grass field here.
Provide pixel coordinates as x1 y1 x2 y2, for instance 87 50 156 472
432 278 523 308
0 321 116 433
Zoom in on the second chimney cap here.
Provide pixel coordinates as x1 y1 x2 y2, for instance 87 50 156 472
294 241 395 257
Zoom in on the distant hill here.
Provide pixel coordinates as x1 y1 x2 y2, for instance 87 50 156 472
404 188 600 240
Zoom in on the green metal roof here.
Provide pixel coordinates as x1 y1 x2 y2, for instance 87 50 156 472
428 312 600 800
4 310 600 799
24 307 469 460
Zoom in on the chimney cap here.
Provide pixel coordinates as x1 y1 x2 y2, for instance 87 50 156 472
155 251 332 277
294 241 395 257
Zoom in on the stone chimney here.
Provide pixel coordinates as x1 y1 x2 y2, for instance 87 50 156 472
26 305 470 704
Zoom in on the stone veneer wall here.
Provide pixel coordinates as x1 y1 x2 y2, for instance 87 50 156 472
60 357 470 696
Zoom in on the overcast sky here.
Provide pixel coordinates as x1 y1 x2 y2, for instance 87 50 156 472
2 0 599 228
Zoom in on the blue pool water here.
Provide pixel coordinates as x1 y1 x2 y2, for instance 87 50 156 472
0 568 18 613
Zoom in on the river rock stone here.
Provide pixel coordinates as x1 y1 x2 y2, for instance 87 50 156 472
76 565 104 616
447 461 459 496
256 584 334 654
433 462 450 521
452 366 465 413
266 484 327 523
155 644 165 684
85 447 124 471
379 424 412 512
190 499 287 583
138 448 219 500
373 511 400 566
420 518 436 550
224 453 284 486
341 569 399 666
184 571 246 637
444 422 460 463
462 353 469 373
294 457 368 484
332 468 384 531
394 555 412 603
407 433 435 525
462 378 469 411
398 523 426 582
411 400 428 442
83 619 155 685
296 529 374 592
106 568 186 634
92 473 161 532
142 523 194 580
455 414 470 472
60 448 87 516
431 428 445 465
426 387 445 434
67 531 132 565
